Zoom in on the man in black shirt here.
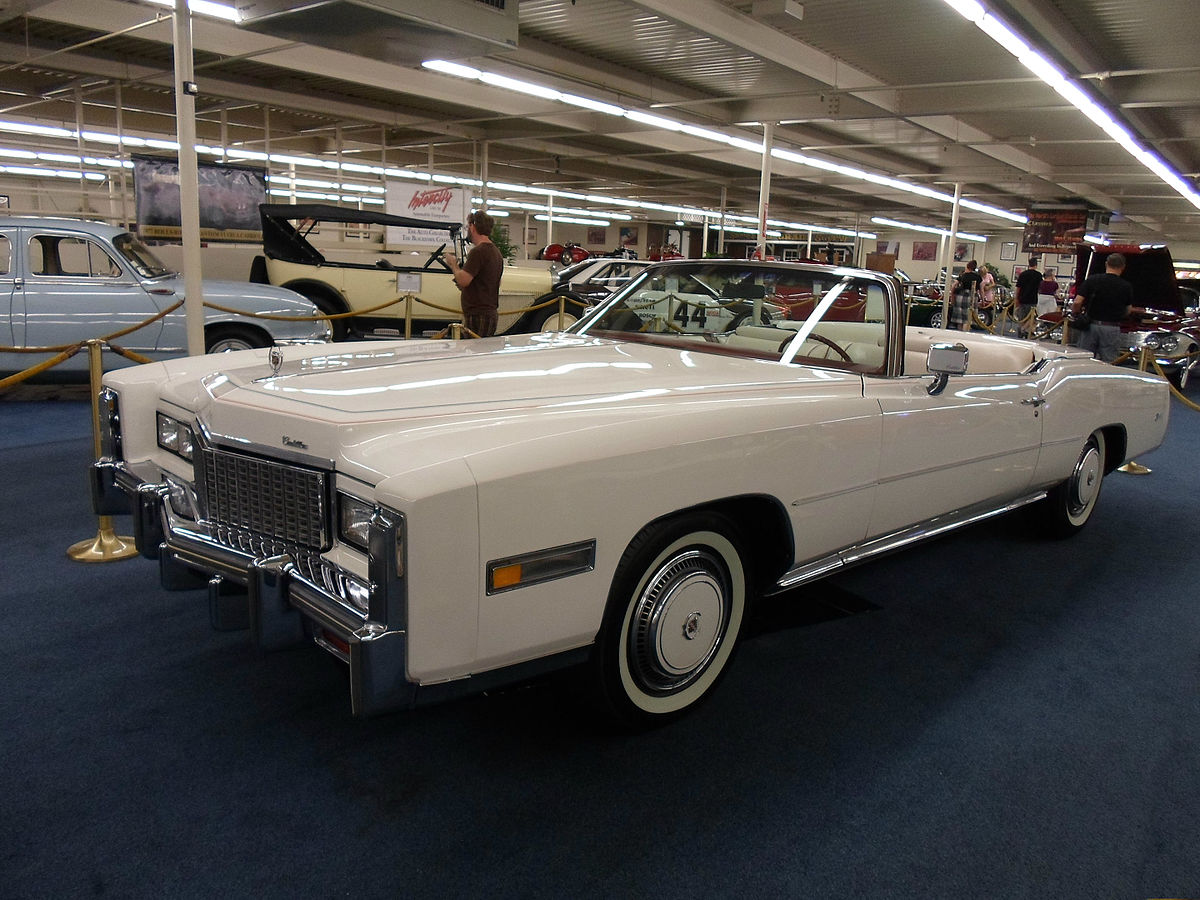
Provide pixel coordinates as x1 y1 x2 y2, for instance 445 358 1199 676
1014 258 1042 337
1072 252 1133 362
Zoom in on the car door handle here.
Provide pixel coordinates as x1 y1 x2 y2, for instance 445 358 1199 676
1021 397 1046 407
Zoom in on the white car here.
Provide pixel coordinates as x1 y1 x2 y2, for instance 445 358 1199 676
91 259 1169 726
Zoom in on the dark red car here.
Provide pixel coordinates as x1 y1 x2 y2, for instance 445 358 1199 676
538 242 590 266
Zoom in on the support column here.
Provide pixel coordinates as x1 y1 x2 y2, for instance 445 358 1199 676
480 141 489 208
755 122 775 259
115 83 128 227
718 185 727 256
939 183 963 328
173 0 205 357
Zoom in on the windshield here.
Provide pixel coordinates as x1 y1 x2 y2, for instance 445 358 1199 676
113 233 174 278
572 260 892 373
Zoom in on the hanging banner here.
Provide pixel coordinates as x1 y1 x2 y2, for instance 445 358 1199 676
385 181 469 245
133 155 266 242
1021 208 1088 255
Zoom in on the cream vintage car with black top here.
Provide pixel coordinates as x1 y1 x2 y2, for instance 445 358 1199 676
254 203 551 339
92 259 1169 726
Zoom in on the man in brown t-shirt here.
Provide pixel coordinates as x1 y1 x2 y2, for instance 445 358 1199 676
444 211 504 337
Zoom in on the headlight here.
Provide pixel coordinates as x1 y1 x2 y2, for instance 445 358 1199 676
1156 334 1180 353
163 474 198 520
98 387 122 460
156 413 194 462
338 493 374 553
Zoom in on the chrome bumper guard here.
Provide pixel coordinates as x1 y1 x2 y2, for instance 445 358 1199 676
93 459 415 717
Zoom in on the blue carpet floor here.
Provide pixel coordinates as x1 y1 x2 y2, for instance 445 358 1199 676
1 394 1197 898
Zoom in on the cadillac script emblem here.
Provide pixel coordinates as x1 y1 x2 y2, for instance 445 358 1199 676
268 347 283 376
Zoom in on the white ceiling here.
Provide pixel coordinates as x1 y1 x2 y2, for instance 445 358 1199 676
1 0 1198 242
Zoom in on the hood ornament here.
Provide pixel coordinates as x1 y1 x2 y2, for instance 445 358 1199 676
268 347 284 376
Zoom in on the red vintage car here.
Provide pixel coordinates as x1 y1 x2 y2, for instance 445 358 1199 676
538 242 590 266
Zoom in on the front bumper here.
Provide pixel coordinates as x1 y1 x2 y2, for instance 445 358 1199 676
92 458 414 716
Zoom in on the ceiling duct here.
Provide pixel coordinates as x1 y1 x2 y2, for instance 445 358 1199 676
751 0 804 24
234 0 517 65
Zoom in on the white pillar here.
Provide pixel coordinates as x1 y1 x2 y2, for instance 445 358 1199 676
480 141 489 208
173 0 205 357
718 185 727 256
756 122 775 259
115 83 128 227
939 183 963 327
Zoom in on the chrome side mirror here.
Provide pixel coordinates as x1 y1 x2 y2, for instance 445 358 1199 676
926 342 969 395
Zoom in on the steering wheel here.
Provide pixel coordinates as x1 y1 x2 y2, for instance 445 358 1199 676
789 332 854 363
424 242 449 270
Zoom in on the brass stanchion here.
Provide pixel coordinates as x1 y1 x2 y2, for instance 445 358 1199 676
404 294 413 340
1118 346 1153 476
68 340 137 562
449 322 463 340
557 294 567 331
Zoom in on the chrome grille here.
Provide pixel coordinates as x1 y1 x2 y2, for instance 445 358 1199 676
201 447 329 551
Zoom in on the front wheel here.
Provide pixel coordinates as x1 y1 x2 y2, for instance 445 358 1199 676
591 513 748 727
205 324 270 353
1038 431 1106 537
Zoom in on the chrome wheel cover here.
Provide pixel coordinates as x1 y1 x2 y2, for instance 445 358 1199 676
1067 441 1102 520
208 337 254 353
627 549 730 695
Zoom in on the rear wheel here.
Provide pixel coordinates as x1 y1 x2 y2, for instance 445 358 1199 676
205 324 269 354
1039 430 1106 537
591 512 748 727
530 290 589 331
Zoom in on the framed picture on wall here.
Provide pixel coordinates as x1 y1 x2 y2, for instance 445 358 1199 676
587 227 607 245
912 240 937 261
953 242 970 262
1000 241 1017 261
1013 265 1026 281
1058 253 1075 265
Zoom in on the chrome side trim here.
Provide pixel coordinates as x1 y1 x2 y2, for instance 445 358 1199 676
770 491 1048 594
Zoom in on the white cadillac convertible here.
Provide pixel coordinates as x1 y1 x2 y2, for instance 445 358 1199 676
91 259 1169 725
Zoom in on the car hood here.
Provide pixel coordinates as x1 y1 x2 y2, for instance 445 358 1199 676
200 334 848 414
153 275 318 313
169 334 863 484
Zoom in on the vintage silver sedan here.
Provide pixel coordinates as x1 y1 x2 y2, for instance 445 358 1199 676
1 216 329 376
91 259 1168 726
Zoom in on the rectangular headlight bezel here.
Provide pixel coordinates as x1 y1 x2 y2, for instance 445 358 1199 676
338 492 374 554
156 412 194 463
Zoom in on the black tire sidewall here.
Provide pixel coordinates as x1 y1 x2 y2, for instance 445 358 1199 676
591 511 748 727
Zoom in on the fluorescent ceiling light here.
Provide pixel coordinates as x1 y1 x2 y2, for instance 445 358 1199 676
871 216 987 242
941 0 1200 211
421 58 1023 224
535 214 611 226
1083 233 1111 246
143 0 240 20
421 60 481 80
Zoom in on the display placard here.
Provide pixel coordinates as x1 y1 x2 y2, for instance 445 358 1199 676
385 182 469 246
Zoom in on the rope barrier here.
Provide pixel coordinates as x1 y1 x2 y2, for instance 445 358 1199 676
0 345 84 390
1151 358 1200 411
105 342 155 365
